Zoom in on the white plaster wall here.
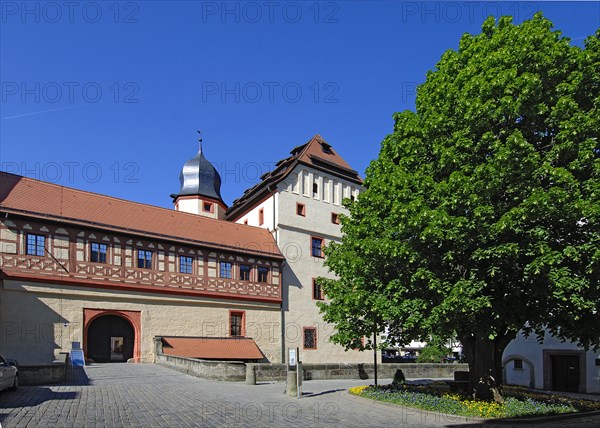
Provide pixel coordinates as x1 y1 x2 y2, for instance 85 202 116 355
503 331 600 393
504 358 533 388
176 198 225 220
275 165 371 364
0 280 281 365
235 194 276 232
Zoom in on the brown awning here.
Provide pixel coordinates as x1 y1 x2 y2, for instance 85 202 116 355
160 336 265 360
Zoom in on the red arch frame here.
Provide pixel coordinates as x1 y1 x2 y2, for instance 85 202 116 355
83 308 142 362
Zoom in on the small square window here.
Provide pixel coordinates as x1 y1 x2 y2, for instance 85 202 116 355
257 266 268 283
91 242 107 263
239 264 251 281
179 255 193 274
203 202 213 213
137 249 153 269
331 213 340 224
311 237 324 258
514 359 523 369
303 327 317 349
220 261 232 279
296 203 306 217
312 279 323 300
26 234 45 256
258 208 264 226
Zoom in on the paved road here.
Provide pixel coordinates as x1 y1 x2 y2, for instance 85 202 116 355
0 363 599 427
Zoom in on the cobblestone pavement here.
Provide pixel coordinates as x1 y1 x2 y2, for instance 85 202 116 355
0 363 599 427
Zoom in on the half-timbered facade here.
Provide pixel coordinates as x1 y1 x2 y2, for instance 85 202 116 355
0 169 283 364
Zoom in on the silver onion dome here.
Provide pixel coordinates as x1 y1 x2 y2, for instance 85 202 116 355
171 134 224 204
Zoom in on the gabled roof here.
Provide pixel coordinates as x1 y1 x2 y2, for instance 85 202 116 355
160 336 265 360
0 172 282 259
226 134 361 221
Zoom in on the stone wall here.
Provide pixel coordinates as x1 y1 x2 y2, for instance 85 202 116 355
158 353 468 383
156 354 247 381
258 362 468 382
19 353 68 386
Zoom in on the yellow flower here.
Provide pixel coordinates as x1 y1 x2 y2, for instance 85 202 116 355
349 385 369 395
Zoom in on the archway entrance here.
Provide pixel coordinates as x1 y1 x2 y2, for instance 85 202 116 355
87 315 135 363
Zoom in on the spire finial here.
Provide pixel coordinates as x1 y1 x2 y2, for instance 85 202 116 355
197 130 203 153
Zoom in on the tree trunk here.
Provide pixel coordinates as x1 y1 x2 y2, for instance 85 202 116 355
471 336 503 402
459 331 516 402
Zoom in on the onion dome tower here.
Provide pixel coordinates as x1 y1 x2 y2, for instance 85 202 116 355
171 132 227 219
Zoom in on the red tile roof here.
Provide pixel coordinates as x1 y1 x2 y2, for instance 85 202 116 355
161 336 265 360
226 134 362 221
0 172 282 259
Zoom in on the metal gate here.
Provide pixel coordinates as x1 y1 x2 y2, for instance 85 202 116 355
87 315 135 363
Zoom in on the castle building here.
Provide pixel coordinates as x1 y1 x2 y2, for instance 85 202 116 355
225 134 365 363
0 134 372 365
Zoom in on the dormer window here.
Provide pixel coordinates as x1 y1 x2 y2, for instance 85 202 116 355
320 143 333 154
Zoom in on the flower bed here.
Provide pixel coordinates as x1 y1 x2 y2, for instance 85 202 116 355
348 383 600 419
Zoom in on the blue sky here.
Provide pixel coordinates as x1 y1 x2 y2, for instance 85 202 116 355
1 1 598 208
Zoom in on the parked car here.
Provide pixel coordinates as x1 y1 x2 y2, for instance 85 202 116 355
0 354 18 392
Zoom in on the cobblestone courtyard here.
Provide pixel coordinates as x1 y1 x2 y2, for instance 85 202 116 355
0 363 599 427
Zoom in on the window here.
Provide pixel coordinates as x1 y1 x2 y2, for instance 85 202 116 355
230 311 245 336
353 337 365 350
331 213 340 224
258 208 264 225
296 203 305 217
203 202 213 213
313 182 318 196
220 261 232 278
311 237 324 258
239 264 251 281
312 279 324 300
26 234 45 256
321 143 333 154
514 359 523 369
303 327 317 349
137 250 153 269
179 255 193 274
91 242 107 263
243 219 248 225
257 266 268 283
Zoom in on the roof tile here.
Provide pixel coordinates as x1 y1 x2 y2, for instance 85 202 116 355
161 336 265 360
0 172 282 258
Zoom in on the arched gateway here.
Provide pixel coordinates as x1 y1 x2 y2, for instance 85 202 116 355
83 309 141 363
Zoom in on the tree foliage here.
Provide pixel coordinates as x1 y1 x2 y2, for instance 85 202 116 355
318 14 599 400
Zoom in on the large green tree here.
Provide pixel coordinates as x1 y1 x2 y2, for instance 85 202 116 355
318 14 599 401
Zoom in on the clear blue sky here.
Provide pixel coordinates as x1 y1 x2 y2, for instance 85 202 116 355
1 1 598 208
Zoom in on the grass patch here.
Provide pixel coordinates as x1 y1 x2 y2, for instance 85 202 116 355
348 383 600 419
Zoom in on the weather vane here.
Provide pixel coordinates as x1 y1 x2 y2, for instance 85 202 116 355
197 130 203 152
